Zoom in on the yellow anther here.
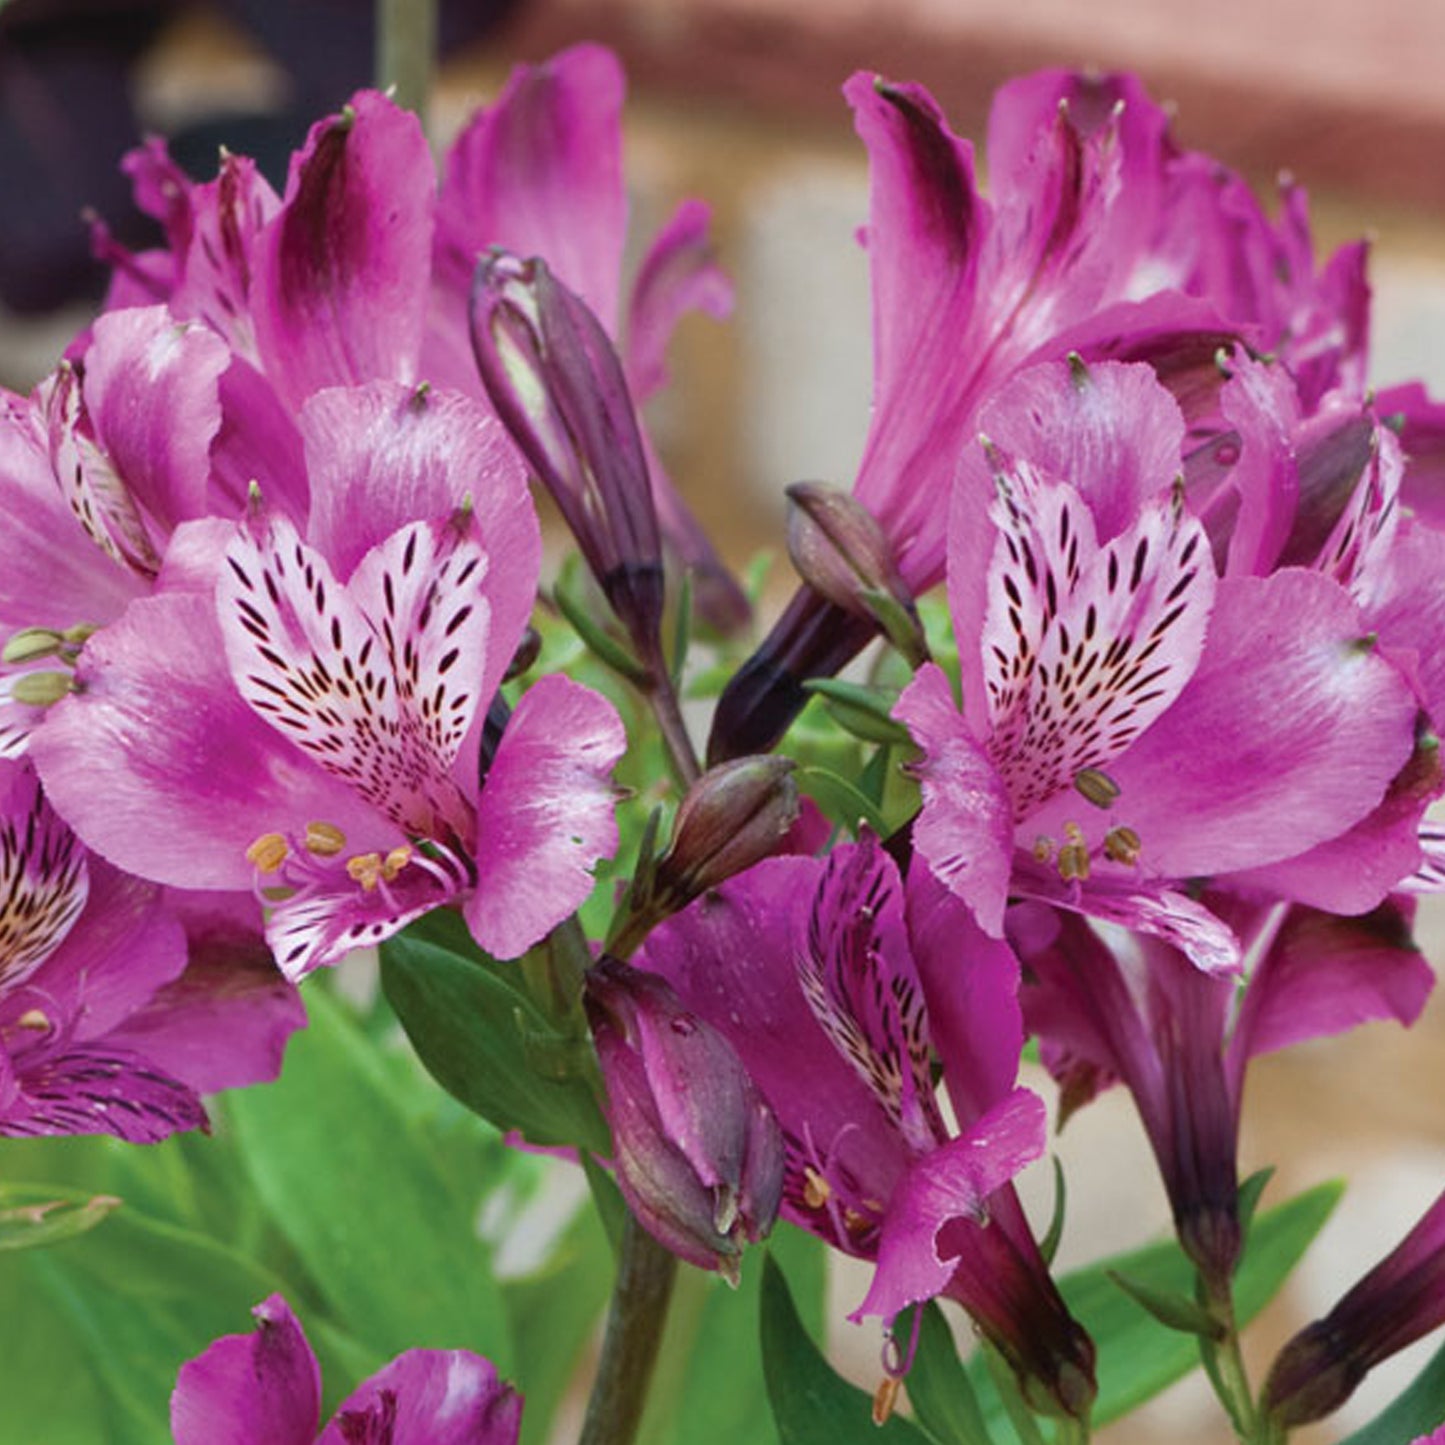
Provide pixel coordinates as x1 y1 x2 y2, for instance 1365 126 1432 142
245 832 289 873
346 852 384 890
9 671 74 707
1104 825 1143 866
1033 834 1056 864
381 845 412 881
843 1206 871 1234
872 1376 903 1427
2 628 63 665
1074 767 1121 809
304 821 347 856
1058 823 1091 881
15 1008 49 1032
802 1167 831 1209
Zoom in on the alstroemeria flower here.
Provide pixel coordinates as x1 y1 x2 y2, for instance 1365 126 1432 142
640 836 1096 1420
0 759 302 1141
896 359 1419 970
99 46 744 630
32 382 625 979
171 1294 522 1445
0 305 264 756
710 66 1373 760
1017 891 1432 1290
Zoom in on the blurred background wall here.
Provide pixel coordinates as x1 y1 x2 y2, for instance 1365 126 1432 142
2 2 1442 1440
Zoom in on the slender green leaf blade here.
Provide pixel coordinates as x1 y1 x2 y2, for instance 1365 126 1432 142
906 1302 997 1445
228 986 513 1369
761 1252 932 1444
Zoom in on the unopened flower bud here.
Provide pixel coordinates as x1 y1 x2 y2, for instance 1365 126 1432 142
655 756 800 906
1263 1190 1445 1428
585 959 784 1280
785 483 927 666
471 252 664 664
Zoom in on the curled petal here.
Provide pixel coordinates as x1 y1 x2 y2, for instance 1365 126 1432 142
466 674 625 959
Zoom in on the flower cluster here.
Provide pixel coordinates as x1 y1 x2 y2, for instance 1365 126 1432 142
3 35 1443 1445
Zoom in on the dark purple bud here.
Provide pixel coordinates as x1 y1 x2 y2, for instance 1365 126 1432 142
1263 1191 1445 1428
585 959 785 1282
786 483 927 667
470 251 664 663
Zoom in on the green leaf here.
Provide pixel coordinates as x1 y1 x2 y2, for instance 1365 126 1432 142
905 1302 997 1445
1050 1179 1344 1427
1338 1336 1445 1444
761 1252 933 1444
1039 1157 1067 1268
228 986 514 1370
381 922 610 1154
0 1184 120 1251
506 1200 614 1445
795 764 888 836
804 679 911 746
1238 1167 1276 1237
1105 1269 1226 1340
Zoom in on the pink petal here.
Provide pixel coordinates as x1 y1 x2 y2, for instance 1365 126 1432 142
435 44 627 331
252 92 434 407
1098 571 1418 877
625 199 733 403
321 1350 521 1445
1231 899 1434 1070
465 674 624 959
853 1087 1046 1323
893 664 1015 937
31 592 378 891
171 1295 320 1445
82 306 230 528
300 381 537 714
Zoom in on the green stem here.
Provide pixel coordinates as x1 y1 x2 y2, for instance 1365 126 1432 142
645 664 702 789
375 0 437 129
579 1214 679 1445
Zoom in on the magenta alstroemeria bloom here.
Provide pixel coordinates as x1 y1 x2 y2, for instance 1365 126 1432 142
1017 891 1432 1290
896 359 1420 969
99 47 743 629
171 1294 522 1445
32 383 625 979
709 66 1373 760
0 760 302 1142
0 304 269 755
640 836 1096 1419
1262 1191 1445 1428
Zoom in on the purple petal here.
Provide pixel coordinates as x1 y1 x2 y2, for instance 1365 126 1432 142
853 1086 1046 1322
797 837 943 1150
465 674 624 959
300 381 537 714
624 199 733 402
321 1350 521 1445
1096 571 1417 877
893 665 1014 936
219 509 476 839
81 306 230 529
252 92 434 407
211 357 309 523
844 72 984 592
106 891 305 1092
435 44 626 330
0 1040 206 1143
31 592 379 891
905 861 1024 1120
171 1294 320 1445
0 759 89 990
1231 898 1434 1069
